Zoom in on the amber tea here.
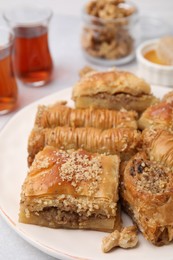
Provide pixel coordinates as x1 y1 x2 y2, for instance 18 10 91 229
0 28 18 114
3 5 53 87
13 26 53 86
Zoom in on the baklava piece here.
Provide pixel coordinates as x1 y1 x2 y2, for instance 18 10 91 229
162 90 173 103
121 152 173 245
35 102 138 129
19 146 121 232
28 126 141 165
142 127 173 169
72 70 158 113
138 91 173 130
138 101 173 130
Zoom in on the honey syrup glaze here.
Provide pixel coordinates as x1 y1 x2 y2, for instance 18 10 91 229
144 49 166 65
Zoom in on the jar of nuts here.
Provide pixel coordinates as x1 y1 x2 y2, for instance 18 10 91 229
81 0 139 66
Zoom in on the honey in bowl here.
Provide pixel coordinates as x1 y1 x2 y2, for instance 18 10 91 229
144 49 166 65
144 36 173 66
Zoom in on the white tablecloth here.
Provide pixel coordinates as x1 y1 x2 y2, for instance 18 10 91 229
0 0 173 259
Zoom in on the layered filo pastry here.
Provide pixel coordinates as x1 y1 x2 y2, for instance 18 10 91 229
19 146 121 232
34 102 138 129
138 91 173 130
28 126 141 165
142 127 173 169
121 151 173 245
72 69 158 113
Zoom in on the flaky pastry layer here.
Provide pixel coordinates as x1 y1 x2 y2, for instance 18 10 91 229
138 90 173 130
72 70 151 98
138 101 173 130
142 127 173 169
28 127 141 165
34 102 138 129
121 152 173 245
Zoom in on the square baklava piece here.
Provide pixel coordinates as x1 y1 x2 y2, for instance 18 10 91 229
72 70 158 113
19 146 121 232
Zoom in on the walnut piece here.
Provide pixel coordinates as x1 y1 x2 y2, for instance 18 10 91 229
85 0 134 19
82 26 133 60
102 226 138 253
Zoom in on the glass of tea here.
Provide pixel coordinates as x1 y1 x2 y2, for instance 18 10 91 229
3 5 53 87
0 27 18 114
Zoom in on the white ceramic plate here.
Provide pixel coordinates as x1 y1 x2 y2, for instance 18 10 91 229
0 86 173 260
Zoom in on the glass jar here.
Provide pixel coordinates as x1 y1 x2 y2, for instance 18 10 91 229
81 1 139 66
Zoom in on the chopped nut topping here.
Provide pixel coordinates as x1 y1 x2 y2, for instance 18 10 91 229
131 158 170 194
59 150 102 195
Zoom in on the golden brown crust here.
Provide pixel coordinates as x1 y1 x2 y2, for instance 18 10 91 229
138 91 173 130
35 103 138 129
28 127 141 165
142 127 173 169
25 147 120 200
162 90 173 103
19 147 121 232
120 152 173 245
138 101 173 131
72 70 151 99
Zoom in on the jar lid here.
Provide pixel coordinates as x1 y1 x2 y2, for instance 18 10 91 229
139 15 172 41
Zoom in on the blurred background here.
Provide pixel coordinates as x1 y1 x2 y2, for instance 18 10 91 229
0 0 172 26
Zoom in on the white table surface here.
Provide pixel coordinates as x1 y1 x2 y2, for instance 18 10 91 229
0 0 173 259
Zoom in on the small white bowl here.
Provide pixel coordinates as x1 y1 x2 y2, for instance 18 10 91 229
136 39 173 86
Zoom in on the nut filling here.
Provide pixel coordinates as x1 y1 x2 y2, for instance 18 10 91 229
130 158 170 194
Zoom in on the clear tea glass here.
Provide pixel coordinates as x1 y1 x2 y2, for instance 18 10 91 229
0 27 18 114
3 5 53 87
